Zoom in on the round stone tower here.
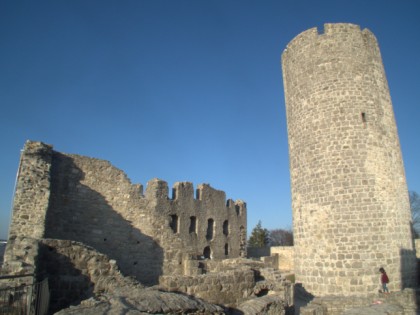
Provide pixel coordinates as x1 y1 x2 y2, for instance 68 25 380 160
282 23 416 296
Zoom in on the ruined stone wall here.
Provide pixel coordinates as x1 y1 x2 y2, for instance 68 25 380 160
282 23 416 296
37 239 132 314
43 150 163 285
6 141 247 286
145 179 247 278
8 142 52 239
160 268 256 306
271 246 294 272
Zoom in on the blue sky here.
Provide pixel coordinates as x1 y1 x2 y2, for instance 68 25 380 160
1 0 419 240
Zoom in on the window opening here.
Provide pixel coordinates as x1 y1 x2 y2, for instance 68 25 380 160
203 246 211 259
223 220 229 236
189 216 197 234
361 112 366 123
170 215 179 233
206 219 214 241
224 243 229 256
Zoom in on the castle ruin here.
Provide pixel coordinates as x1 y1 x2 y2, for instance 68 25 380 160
282 23 417 296
7 140 247 285
1 22 418 315
2 140 293 313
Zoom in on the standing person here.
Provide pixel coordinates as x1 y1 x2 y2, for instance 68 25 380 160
379 267 389 293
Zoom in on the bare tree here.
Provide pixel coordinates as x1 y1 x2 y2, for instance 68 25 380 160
269 228 293 246
410 191 420 238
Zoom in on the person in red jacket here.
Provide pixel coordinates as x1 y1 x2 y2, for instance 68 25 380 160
379 267 389 293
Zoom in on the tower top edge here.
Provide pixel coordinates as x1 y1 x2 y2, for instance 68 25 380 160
282 23 375 56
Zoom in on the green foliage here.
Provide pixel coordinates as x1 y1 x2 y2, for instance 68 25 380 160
410 191 420 238
248 220 270 247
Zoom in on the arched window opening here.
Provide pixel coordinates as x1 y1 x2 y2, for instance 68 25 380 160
189 216 197 234
170 215 178 233
206 219 214 241
224 243 229 256
223 220 229 236
203 246 211 259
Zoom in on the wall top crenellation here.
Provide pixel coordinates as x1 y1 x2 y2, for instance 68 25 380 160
22 140 244 213
282 23 376 56
145 178 245 212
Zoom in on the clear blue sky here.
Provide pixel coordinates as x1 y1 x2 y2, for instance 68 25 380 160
1 0 419 240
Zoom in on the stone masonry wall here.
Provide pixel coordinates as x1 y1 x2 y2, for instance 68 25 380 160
8 142 52 240
282 23 416 296
415 239 420 258
6 141 247 287
271 246 294 272
37 239 132 314
145 179 247 277
159 268 256 306
44 150 163 285
300 289 417 315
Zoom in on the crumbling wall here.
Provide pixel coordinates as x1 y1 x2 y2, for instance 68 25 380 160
36 239 224 315
0 237 39 289
160 268 256 306
8 142 52 239
160 258 294 308
44 151 163 285
271 246 294 272
37 239 132 314
148 179 247 277
6 140 247 286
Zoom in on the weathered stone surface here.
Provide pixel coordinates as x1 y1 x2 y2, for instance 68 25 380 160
236 295 286 315
299 289 417 315
341 303 404 315
7 140 246 287
270 246 294 272
2 141 295 314
2 235 292 314
282 23 416 296
54 290 225 315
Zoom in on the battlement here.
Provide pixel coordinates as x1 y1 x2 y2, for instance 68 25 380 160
283 23 378 58
145 178 245 214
